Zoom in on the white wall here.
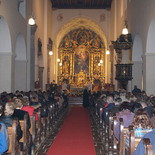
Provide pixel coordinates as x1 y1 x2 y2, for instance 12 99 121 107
0 0 29 93
127 0 155 94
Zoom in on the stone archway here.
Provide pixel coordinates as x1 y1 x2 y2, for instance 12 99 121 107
14 33 27 91
0 16 12 92
52 17 110 84
146 18 155 95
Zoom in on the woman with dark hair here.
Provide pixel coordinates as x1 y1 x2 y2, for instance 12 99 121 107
114 101 134 140
131 102 142 113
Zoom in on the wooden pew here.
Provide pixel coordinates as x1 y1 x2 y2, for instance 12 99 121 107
30 112 36 144
35 108 42 146
19 114 29 155
127 125 141 155
143 138 155 155
118 118 128 155
107 115 118 154
6 119 20 155
119 118 124 155
41 106 48 139
48 103 54 131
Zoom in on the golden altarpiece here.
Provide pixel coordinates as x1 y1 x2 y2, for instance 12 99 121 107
57 27 106 92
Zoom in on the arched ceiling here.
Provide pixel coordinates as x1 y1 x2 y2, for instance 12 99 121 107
50 0 112 9
55 17 107 50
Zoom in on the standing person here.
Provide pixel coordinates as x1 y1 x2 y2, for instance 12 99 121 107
50 80 57 92
83 88 89 108
0 102 23 142
87 80 92 95
132 85 141 96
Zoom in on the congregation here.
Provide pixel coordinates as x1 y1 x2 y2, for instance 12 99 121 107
88 86 155 155
0 87 68 155
0 84 155 154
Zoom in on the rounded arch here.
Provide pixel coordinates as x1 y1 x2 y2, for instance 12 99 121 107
0 16 12 93
14 33 27 91
52 17 108 81
55 17 107 49
145 18 155 95
15 33 26 60
146 18 155 53
0 16 11 53
131 34 143 91
132 34 143 61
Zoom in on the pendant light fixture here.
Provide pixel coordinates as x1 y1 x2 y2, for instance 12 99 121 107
122 20 128 35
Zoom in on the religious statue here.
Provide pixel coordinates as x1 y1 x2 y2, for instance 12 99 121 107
63 60 70 74
64 35 71 48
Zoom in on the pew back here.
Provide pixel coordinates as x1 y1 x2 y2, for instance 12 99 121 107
7 119 19 155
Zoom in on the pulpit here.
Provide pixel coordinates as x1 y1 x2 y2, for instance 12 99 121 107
112 33 133 90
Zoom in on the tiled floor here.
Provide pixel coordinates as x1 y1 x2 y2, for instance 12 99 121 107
36 105 106 155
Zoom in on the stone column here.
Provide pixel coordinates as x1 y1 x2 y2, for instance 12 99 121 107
29 25 37 90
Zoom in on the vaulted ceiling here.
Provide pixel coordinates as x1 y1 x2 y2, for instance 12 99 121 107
51 0 112 9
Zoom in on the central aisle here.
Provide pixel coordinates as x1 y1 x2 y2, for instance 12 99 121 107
46 106 96 155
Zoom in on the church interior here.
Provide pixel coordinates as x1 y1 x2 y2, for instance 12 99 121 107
0 0 154 95
0 0 155 155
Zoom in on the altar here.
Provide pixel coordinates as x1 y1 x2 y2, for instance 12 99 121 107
70 86 85 96
57 27 106 91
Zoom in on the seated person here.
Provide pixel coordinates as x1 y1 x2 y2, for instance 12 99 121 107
145 96 155 118
13 99 31 130
0 103 9 154
13 99 33 154
114 102 134 140
20 98 38 121
133 130 155 155
108 97 122 116
29 96 41 109
102 95 115 122
0 102 22 141
125 109 154 151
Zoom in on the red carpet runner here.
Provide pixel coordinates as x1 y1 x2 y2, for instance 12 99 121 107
46 106 96 155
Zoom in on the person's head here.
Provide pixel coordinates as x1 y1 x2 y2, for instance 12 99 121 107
131 102 142 113
140 101 147 109
150 97 155 106
14 98 23 109
4 102 15 116
132 109 152 129
106 95 114 104
0 104 4 116
119 101 132 111
114 97 122 106
31 96 38 102
21 97 29 106
129 95 137 102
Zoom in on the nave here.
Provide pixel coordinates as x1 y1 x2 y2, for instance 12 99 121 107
1 90 155 155
36 95 155 155
36 104 103 155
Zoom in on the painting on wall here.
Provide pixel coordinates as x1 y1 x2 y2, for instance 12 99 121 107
74 45 89 75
